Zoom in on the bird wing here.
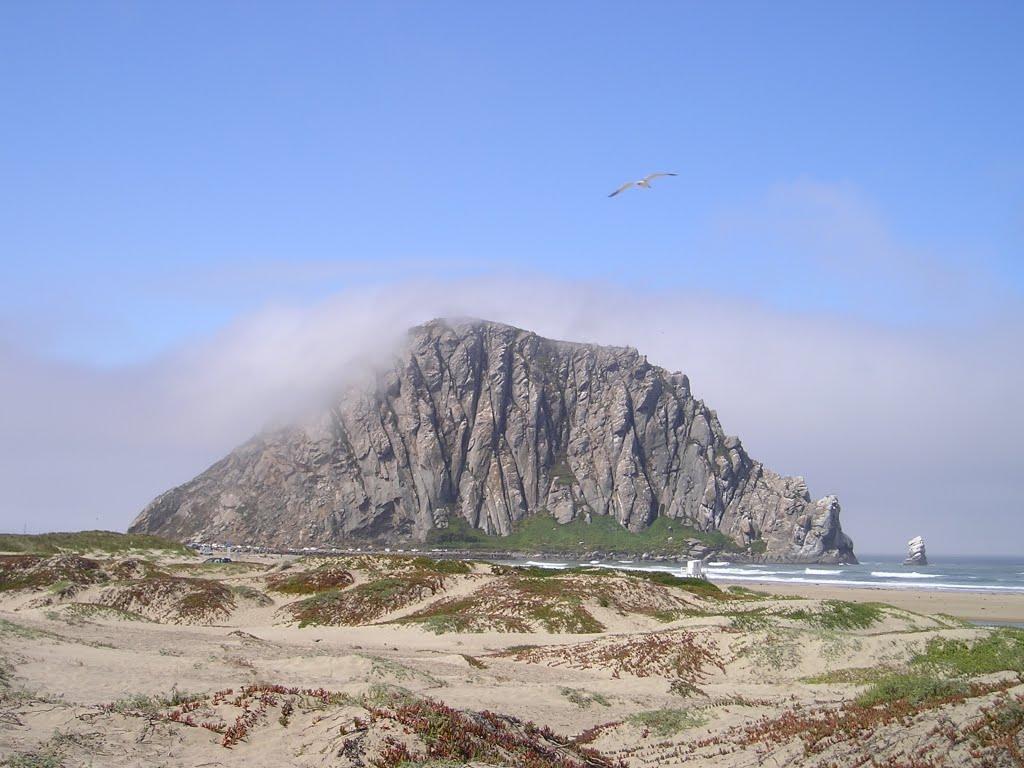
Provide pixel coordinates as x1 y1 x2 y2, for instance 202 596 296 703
608 181 635 198
642 172 679 182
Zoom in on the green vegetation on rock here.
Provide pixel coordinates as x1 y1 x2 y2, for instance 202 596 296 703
426 513 740 554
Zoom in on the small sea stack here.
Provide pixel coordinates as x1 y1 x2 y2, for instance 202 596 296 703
904 535 928 566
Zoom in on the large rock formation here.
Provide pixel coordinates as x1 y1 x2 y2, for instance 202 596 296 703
130 319 856 562
904 536 928 566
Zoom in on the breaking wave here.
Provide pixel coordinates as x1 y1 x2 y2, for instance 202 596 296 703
870 571 941 579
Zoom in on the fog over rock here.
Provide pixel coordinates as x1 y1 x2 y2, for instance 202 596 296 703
130 318 855 562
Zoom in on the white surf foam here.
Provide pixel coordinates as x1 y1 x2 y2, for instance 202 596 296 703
804 568 844 575
524 561 567 569
706 567 783 576
871 571 941 579
593 562 679 575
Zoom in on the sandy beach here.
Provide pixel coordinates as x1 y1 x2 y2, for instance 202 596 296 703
712 580 1024 624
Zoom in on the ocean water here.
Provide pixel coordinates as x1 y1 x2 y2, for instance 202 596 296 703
514 554 1024 594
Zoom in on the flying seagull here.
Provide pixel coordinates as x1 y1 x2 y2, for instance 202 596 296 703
608 172 678 198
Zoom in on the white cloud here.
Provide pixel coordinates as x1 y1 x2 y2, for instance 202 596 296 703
2 178 1019 554
1 276 1020 555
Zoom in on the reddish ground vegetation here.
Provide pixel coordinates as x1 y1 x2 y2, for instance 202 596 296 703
959 692 1024 767
100 683 626 766
647 680 1023 766
102 683 352 749
365 698 627 768
500 629 725 694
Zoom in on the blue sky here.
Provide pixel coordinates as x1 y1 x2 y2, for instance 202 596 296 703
1 2 1022 553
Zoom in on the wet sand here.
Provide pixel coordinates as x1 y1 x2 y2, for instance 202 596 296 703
715 580 1024 624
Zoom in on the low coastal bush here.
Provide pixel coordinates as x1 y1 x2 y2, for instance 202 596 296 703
368 697 624 768
98 576 235 624
266 565 354 595
560 687 610 708
61 603 151 623
622 570 727 600
854 629 1024 707
408 556 472 574
782 600 886 631
229 585 273 606
913 628 1024 677
400 576 604 634
1 749 64 768
400 566 730 634
856 672 970 707
287 572 446 626
0 554 108 592
106 689 203 715
802 666 893 685
628 708 707 736
0 531 188 556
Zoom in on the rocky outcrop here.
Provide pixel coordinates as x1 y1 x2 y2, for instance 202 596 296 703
904 535 927 566
130 319 856 563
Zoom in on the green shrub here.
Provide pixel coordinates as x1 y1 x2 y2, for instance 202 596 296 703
856 672 969 707
560 687 610 708
913 628 1024 676
2 751 64 768
784 600 885 630
409 556 472 574
628 708 707 735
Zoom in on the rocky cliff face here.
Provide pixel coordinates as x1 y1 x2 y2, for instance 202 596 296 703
130 319 856 563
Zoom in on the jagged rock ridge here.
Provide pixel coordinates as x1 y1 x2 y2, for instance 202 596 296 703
130 318 856 563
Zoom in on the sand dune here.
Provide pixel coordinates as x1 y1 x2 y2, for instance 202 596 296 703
1 551 1022 766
